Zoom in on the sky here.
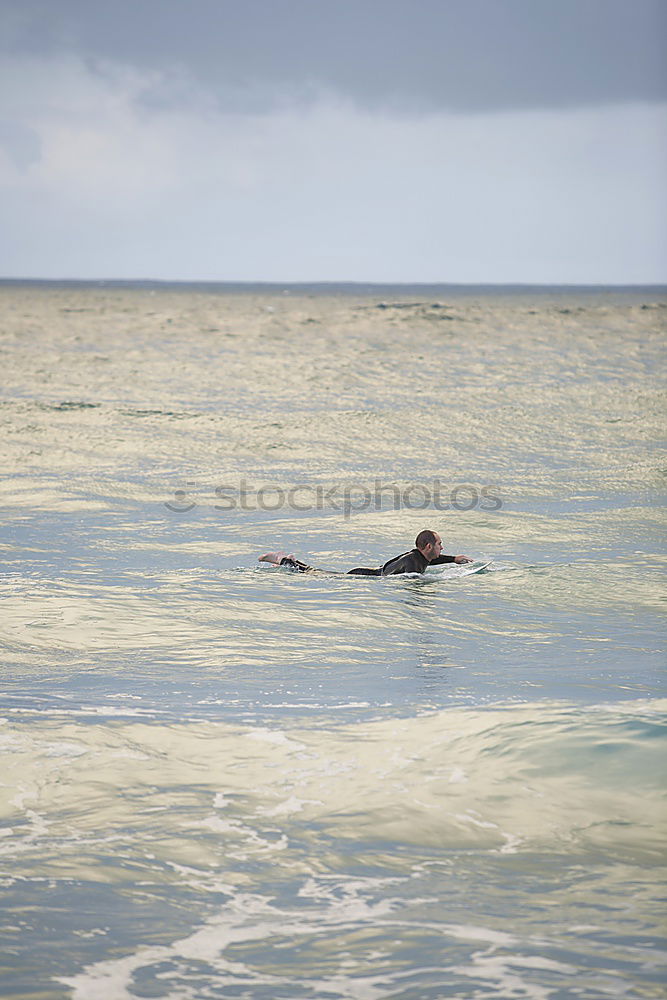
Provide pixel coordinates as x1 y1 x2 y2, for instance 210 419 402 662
0 0 665 284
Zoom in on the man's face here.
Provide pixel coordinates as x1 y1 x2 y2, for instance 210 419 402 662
425 533 442 559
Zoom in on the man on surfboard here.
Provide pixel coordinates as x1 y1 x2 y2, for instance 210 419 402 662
259 529 472 576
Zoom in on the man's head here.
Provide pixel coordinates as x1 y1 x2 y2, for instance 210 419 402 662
415 529 442 561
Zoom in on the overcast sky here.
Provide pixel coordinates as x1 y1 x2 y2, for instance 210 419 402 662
1 0 665 283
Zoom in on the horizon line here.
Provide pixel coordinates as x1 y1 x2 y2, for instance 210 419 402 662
1 277 666 291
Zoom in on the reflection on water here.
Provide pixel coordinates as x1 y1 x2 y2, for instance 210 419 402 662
2 702 666 999
1 284 665 998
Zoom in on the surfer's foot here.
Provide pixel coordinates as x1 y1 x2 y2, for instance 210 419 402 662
259 551 294 566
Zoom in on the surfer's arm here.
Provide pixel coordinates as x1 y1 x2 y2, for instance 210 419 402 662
430 554 473 565
258 551 313 572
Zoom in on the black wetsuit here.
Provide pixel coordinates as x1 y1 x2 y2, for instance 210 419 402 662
280 549 457 576
350 548 457 576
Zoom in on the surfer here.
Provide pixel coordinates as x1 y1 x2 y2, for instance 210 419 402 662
259 529 472 576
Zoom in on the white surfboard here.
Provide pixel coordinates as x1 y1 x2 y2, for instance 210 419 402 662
430 559 493 578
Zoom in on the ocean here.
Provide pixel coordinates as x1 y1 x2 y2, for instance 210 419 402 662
1 281 665 999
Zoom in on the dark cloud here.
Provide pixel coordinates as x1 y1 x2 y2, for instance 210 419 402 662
3 0 666 113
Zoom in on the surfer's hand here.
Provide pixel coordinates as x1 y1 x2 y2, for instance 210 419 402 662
454 555 472 564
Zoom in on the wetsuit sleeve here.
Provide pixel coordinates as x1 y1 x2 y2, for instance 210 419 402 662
429 555 457 565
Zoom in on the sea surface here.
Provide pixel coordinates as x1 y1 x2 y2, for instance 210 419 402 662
1 282 665 999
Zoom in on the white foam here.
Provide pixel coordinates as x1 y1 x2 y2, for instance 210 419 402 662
189 815 289 854
244 728 307 751
443 924 516 948
455 811 500 831
450 953 554 1000
448 767 468 783
58 895 311 999
44 742 88 758
260 795 323 817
